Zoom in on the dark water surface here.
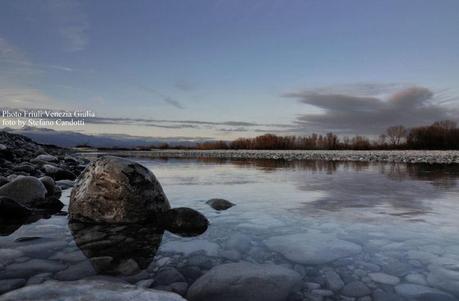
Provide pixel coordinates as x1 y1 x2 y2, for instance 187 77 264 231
1 158 459 299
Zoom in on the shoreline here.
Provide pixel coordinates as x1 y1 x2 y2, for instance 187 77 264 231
80 149 459 164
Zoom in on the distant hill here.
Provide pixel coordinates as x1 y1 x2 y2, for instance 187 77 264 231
2 127 208 148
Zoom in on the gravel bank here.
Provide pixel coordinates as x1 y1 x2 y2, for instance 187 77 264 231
89 150 459 164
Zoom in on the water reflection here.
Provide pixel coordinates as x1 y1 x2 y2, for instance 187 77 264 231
69 222 164 275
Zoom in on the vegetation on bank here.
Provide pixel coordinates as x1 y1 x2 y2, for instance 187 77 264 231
169 120 459 151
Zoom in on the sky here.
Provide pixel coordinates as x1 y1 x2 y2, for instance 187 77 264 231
0 0 458 140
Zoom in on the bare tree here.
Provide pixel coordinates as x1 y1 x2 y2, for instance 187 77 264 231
386 125 407 146
433 120 457 130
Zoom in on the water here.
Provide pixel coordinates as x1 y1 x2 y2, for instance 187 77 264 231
1 157 459 299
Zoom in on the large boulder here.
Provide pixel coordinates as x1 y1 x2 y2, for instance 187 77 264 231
0 176 47 208
69 156 170 223
0 280 186 301
187 262 302 301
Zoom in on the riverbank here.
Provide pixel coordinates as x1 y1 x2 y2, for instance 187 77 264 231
82 149 459 164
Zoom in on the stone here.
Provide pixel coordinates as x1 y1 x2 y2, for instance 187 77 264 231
35 154 58 162
54 260 96 281
155 267 186 285
405 273 428 285
163 207 208 236
160 239 220 257
0 280 186 301
42 164 76 181
0 279 25 295
187 262 301 301
341 281 371 298
39 176 61 199
264 233 362 265
368 272 400 285
69 156 170 223
167 282 188 296
395 283 455 299
26 273 52 285
206 198 235 210
0 176 47 208
0 249 24 266
427 258 459 295
0 197 32 219
2 259 66 279
55 179 74 190
225 233 252 253
324 270 344 291
372 290 405 301
220 250 241 261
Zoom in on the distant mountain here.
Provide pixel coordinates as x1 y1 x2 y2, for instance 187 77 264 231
2 127 210 148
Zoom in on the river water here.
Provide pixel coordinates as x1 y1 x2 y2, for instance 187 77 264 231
1 157 459 300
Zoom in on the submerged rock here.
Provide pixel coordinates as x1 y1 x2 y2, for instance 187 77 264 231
187 262 301 301
206 198 235 210
0 197 32 219
69 156 170 223
0 280 186 301
163 207 208 236
264 233 362 265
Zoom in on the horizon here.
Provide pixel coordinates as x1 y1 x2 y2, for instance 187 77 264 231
1 0 459 140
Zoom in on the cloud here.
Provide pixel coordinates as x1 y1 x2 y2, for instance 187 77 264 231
287 85 458 134
138 85 185 109
175 79 196 92
0 87 57 108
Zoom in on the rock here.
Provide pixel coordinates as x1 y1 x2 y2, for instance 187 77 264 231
69 156 170 223
415 293 458 301
220 250 241 261
39 176 61 198
427 258 459 295
35 154 58 162
26 273 52 285
167 282 188 296
372 290 405 301
155 267 186 285
264 233 362 265
206 198 235 210
0 176 47 208
405 273 428 285
2 259 66 279
54 261 96 281
368 272 400 285
0 279 25 295
395 283 454 299
0 249 24 266
160 239 220 257
0 176 8 187
324 270 344 291
341 281 371 298
42 164 76 181
55 179 74 190
225 233 252 253
0 280 186 301
12 163 35 174
163 207 208 236
0 197 32 219
187 262 301 301
116 259 140 276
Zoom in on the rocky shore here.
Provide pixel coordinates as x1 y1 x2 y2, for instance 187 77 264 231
95 149 459 164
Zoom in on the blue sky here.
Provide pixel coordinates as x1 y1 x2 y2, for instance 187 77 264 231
1 0 458 139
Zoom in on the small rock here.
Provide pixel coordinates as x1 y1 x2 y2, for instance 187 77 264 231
324 270 344 291
342 281 371 298
35 154 58 162
225 233 252 253
0 176 47 208
155 267 186 285
206 198 235 210
368 272 400 285
163 207 208 236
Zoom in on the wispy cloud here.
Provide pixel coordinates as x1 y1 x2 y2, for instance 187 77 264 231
138 85 185 109
286 85 459 135
44 0 89 52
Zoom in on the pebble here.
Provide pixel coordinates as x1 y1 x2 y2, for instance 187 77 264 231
368 272 400 285
342 281 371 298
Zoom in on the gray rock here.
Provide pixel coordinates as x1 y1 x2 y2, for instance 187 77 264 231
0 197 32 219
368 272 400 285
220 250 241 261
54 260 96 281
324 270 344 291
415 293 458 301
206 198 235 210
156 267 186 285
0 176 46 208
225 233 252 253
55 179 74 190
35 154 58 162
26 273 52 285
0 280 186 301
264 233 362 265
372 290 405 301
187 262 301 301
405 273 427 285
342 281 371 298
0 249 24 266
2 259 66 279
167 282 188 296
427 258 459 295
0 279 25 295
160 239 220 256
42 164 76 181
116 259 141 276
69 156 170 223
395 283 454 299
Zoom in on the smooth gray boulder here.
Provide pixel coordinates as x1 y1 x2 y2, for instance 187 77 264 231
264 233 362 264
206 198 235 210
0 176 47 208
69 156 170 223
0 280 186 301
163 207 208 236
187 262 301 301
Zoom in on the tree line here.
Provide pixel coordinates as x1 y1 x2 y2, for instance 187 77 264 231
155 120 459 150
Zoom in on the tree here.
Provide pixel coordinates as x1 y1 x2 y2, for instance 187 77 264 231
386 125 407 146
